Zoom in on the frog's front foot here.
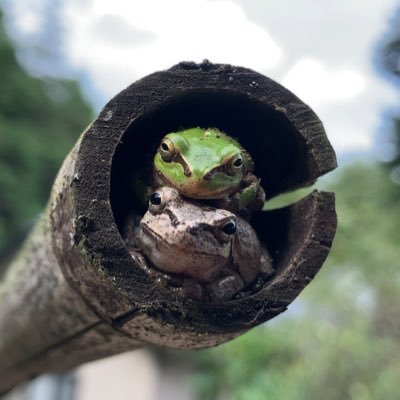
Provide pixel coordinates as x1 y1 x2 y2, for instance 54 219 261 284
206 274 244 302
215 175 265 213
181 279 203 301
239 175 265 211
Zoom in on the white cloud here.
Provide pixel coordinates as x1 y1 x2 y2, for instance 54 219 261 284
319 109 376 152
6 0 400 155
279 58 373 152
279 58 397 153
282 59 366 107
61 0 282 99
6 0 46 36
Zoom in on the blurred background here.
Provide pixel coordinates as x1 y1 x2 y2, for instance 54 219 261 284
0 0 399 399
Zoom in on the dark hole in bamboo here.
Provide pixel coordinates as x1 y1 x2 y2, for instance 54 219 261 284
110 89 311 274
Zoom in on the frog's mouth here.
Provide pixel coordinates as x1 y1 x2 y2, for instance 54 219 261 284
180 182 235 200
140 223 221 255
157 171 236 200
140 222 230 281
140 223 163 245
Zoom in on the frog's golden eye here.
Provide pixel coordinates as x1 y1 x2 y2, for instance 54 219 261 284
217 217 237 242
159 138 176 162
149 191 165 213
226 153 243 175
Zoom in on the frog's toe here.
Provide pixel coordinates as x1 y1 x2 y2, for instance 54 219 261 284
182 279 203 301
244 185 266 211
207 275 244 302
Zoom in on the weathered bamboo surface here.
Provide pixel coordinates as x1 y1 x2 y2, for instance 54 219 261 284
0 61 337 394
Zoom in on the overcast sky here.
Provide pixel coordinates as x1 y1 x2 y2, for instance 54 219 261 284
4 0 400 159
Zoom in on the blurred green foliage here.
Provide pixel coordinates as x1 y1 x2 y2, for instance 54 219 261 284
190 164 400 400
188 11 400 399
0 9 93 257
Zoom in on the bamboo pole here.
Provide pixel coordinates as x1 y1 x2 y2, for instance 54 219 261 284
0 61 337 394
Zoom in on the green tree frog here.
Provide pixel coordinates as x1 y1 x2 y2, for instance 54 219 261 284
153 127 265 212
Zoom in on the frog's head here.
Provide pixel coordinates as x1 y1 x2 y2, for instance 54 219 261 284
139 186 238 282
154 128 253 199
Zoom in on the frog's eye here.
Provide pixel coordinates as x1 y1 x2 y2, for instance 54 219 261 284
217 218 237 242
226 153 243 175
150 192 162 205
159 138 176 162
149 191 165 212
222 220 236 235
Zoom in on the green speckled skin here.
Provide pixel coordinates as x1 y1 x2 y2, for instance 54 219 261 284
154 127 255 201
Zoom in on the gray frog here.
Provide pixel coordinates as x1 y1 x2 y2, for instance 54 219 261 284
134 186 273 302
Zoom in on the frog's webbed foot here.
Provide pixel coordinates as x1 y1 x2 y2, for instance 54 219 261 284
214 195 240 213
181 278 203 301
213 192 250 215
214 174 266 213
240 175 266 211
206 274 244 302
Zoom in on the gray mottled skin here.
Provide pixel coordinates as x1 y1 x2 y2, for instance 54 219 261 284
136 187 273 301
